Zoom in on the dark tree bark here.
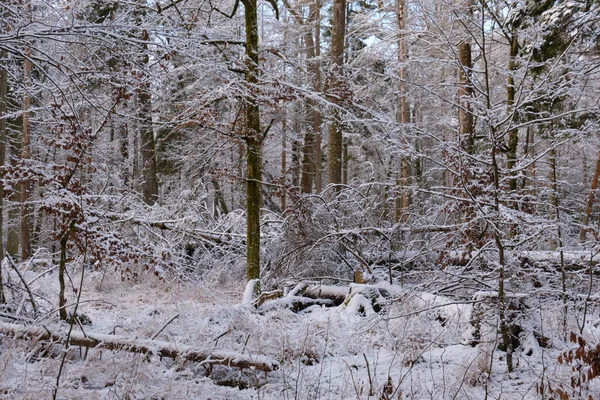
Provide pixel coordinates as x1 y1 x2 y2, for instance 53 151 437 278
243 0 262 286
457 41 474 155
506 33 519 192
20 50 32 260
0 48 6 304
326 0 346 188
314 0 323 193
138 38 159 206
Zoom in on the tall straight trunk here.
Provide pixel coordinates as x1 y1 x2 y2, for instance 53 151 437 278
281 108 287 210
326 0 346 188
243 0 262 286
314 0 322 193
281 13 288 210
20 50 32 261
300 1 317 193
58 228 69 321
0 49 6 304
138 40 159 206
291 138 300 188
457 41 474 155
394 0 410 222
506 33 519 192
580 151 600 242
342 140 348 185
5 130 20 257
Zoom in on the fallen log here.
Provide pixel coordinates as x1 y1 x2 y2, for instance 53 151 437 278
303 284 348 305
0 321 279 372
258 296 334 312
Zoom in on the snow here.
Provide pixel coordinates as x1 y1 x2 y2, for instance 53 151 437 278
2 269 593 399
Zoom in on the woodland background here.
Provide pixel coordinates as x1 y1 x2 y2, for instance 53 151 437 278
1 0 600 398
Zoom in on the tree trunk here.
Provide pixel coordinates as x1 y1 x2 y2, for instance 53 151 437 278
326 0 346 188
342 140 348 185
243 0 262 289
20 51 32 261
5 129 21 257
300 1 321 194
393 0 411 223
138 41 159 206
457 41 474 155
58 224 71 321
580 151 600 242
506 33 519 192
314 0 322 193
281 108 287 210
0 48 6 304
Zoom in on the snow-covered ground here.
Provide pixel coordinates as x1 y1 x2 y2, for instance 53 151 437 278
0 267 598 399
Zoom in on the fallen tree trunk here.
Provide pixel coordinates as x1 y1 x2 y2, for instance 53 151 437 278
0 321 279 372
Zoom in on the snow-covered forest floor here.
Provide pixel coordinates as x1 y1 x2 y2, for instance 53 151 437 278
2 263 598 399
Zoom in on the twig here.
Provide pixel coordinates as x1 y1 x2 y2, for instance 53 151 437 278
0 312 34 323
363 353 375 396
151 314 179 340
5 255 37 315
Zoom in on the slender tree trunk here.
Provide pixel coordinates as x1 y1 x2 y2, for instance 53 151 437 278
6 130 21 257
58 227 69 321
580 151 600 242
300 3 319 194
20 50 32 261
506 33 519 192
243 0 262 287
138 38 159 206
281 110 287 210
457 41 474 155
326 0 346 188
281 13 288 210
314 0 322 193
342 140 348 185
0 48 6 304
291 138 300 188
393 0 411 223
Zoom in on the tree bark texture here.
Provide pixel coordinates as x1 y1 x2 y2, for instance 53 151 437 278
0 48 6 304
326 0 346 188
244 0 262 285
314 0 322 193
394 0 411 223
457 41 474 155
20 51 32 260
300 0 320 194
506 33 519 192
138 45 159 206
